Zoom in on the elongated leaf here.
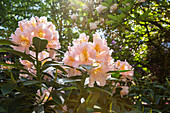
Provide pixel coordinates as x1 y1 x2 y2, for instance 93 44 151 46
58 87 77 91
0 106 6 112
33 37 48 53
154 85 166 90
85 92 100 108
0 39 18 46
57 78 82 84
0 61 31 74
23 81 41 86
8 94 25 113
33 105 44 113
140 97 151 105
1 83 17 95
108 15 116 20
0 48 34 62
51 91 62 105
81 65 97 70
88 87 112 96
41 62 67 74
107 70 131 73
11 68 20 81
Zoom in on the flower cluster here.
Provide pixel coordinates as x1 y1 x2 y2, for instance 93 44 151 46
10 16 61 58
96 4 107 13
63 33 118 87
114 60 134 81
96 4 118 13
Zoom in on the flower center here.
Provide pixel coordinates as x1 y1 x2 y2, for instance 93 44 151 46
19 35 30 46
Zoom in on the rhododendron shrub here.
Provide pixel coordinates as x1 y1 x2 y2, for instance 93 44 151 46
0 17 136 112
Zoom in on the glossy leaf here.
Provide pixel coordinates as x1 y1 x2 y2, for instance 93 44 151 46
33 37 48 53
1 83 17 95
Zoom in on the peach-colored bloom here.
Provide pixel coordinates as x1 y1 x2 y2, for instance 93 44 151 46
96 4 107 13
89 21 99 30
120 86 129 98
0 61 13 69
70 14 78 20
10 16 60 58
34 23 53 41
63 51 79 68
119 61 134 81
67 68 82 77
75 42 96 66
72 33 89 46
92 33 109 62
110 4 117 13
11 29 33 54
139 0 145 3
88 63 111 87
20 59 33 70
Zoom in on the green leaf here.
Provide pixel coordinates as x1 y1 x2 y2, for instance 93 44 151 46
41 63 67 74
88 87 112 96
11 68 20 81
85 92 100 108
33 105 44 113
108 15 116 20
154 85 166 90
107 70 131 73
81 65 97 70
0 39 18 46
140 97 151 105
8 94 25 113
0 106 6 112
101 2 109 7
1 83 17 95
23 81 41 86
57 78 82 84
111 72 120 78
58 87 77 91
0 48 34 62
106 20 114 25
108 77 119 81
107 0 112 5
33 37 48 53
51 91 63 105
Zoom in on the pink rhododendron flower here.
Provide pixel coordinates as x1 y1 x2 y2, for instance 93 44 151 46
110 4 118 13
10 16 61 58
139 0 145 3
20 59 33 70
75 42 96 66
67 68 82 77
63 32 134 88
70 14 78 20
83 5 89 11
92 33 110 62
88 63 111 87
0 61 13 69
63 51 79 68
72 33 89 46
119 61 134 81
96 4 107 13
114 60 134 81
34 23 53 41
11 29 33 54
89 21 99 30
120 86 129 98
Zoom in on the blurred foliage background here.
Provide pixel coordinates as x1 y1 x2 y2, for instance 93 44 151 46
0 0 170 112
